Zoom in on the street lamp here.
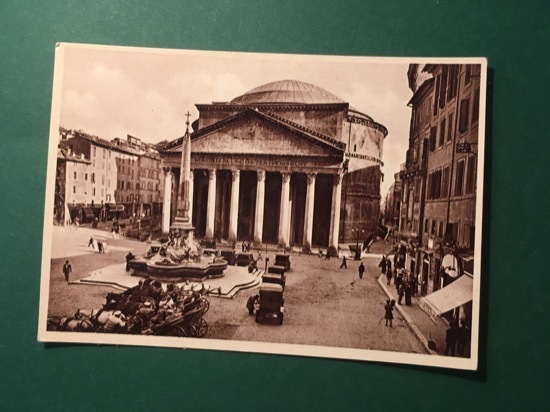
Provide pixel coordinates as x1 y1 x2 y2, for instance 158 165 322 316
352 227 365 260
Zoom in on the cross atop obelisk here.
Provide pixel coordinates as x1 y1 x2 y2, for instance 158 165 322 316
171 110 194 234
184 111 191 130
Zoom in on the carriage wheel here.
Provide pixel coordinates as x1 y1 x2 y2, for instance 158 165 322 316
166 326 185 337
190 317 208 338
198 298 210 314
187 325 198 338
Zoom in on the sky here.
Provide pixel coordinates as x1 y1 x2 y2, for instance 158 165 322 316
57 44 414 200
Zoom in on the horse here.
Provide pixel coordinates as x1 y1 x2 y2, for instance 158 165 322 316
47 315 95 332
75 308 111 329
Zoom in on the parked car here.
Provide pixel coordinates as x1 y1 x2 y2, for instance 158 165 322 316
274 254 291 271
262 272 286 289
220 250 236 265
256 283 284 325
268 265 285 275
235 252 254 267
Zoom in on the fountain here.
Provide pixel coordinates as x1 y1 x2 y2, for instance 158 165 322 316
128 112 228 279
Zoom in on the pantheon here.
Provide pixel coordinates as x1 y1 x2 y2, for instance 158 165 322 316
160 80 387 255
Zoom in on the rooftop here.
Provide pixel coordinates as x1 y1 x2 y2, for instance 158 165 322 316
230 80 346 105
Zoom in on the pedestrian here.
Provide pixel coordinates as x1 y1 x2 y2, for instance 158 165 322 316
63 260 72 283
102 241 107 253
384 299 394 327
126 252 135 272
358 262 365 279
378 256 387 274
88 236 95 250
395 272 403 293
97 240 104 253
325 251 331 260
405 280 412 305
457 319 470 356
74 216 79 229
386 268 393 285
387 258 392 273
246 294 259 316
340 255 347 269
397 282 405 305
444 320 458 356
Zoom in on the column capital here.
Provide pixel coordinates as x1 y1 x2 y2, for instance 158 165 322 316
189 168 194 181
163 167 172 174
281 171 291 183
307 172 317 185
208 169 217 180
257 169 266 182
231 169 240 181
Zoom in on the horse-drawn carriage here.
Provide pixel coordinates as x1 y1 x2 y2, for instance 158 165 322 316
141 300 209 338
47 281 212 338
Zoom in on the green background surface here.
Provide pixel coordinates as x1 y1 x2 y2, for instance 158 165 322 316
0 1 547 410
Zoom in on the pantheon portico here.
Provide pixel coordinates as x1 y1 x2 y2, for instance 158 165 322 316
160 80 387 255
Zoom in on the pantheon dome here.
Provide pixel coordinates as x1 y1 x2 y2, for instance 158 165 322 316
231 80 345 105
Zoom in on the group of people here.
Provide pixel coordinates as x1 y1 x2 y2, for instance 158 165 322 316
100 278 215 334
379 255 416 306
88 236 107 253
241 242 252 252
444 319 471 356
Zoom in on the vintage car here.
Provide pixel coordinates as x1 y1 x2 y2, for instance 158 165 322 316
126 241 163 272
202 248 217 258
235 252 254 267
262 272 286 289
267 264 285 275
274 254 291 271
220 250 236 265
256 283 284 325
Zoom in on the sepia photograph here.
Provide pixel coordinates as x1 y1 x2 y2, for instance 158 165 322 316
38 43 486 370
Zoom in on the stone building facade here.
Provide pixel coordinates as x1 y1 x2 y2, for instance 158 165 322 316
57 130 164 224
397 63 481 326
54 147 92 224
160 80 387 254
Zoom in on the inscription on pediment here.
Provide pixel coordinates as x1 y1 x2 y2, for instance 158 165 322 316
192 117 332 156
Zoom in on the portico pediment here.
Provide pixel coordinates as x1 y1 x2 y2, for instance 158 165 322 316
189 109 344 157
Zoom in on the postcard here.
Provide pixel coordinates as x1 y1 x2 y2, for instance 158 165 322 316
39 43 487 370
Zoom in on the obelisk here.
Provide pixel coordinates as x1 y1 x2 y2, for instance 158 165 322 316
171 111 195 238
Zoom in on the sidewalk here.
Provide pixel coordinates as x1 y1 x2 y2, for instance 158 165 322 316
377 274 448 356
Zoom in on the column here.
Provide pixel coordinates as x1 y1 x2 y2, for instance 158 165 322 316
302 172 316 253
254 170 265 245
188 169 194 224
162 169 172 233
278 172 291 248
205 169 217 239
228 170 240 243
328 173 343 256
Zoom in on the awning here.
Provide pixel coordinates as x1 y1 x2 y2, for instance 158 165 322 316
107 204 125 212
82 207 95 219
419 275 473 322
